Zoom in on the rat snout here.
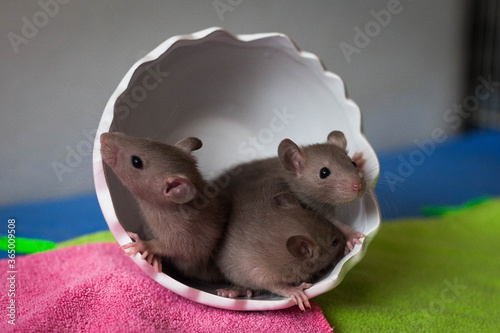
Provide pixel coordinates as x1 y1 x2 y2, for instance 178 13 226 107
100 132 114 145
100 133 118 168
352 182 362 192
351 181 364 195
351 177 367 198
334 175 366 204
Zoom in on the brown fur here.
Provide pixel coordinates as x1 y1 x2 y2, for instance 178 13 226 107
218 131 366 254
216 179 346 300
100 132 228 282
221 131 365 209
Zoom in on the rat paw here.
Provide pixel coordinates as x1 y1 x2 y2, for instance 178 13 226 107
144 252 163 273
282 282 312 311
328 219 366 255
352 152 366 171
121 232 162 271
121 232 147 256
344 231 366 255
216 286 253 298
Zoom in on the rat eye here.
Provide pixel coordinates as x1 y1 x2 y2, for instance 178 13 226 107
319 167 331 179
331 239 339 247
131 155 143 169
351 161 357 168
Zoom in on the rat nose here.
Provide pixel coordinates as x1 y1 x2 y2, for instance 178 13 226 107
352 182 363 192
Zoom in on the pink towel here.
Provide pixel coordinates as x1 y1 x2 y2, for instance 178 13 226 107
0 243 333 332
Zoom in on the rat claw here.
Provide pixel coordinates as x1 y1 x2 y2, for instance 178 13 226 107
122 244 139 256
142 253 162 272
298 282 313 290
216 287 251 299
216 289 227 297
282 282 312 311
120 242 134 250
355 232 367 239
295 296 305 311
301 293 311 310
153 257 162 272
298 302 305 312
344 231 366 254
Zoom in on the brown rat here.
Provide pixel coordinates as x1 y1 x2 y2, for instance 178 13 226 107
215 179 346 311
220 131 366 253
100 132 228 282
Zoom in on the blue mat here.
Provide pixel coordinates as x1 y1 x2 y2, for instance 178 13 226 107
375 129 500 219
1 130 499 259
0 194 108 243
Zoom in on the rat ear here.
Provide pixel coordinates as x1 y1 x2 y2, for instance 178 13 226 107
272 192 300 209
164 176 196 204
278 139 306 176
175 137 202 153
327 131 347 151
286 235 316 259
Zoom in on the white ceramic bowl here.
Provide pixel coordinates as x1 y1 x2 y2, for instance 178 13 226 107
93 27 380 311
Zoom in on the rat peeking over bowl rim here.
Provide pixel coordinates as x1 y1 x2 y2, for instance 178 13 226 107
92 27 381 311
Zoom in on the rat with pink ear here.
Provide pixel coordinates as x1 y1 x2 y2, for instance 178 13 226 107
215 179 346 311
221 131 366 253
100 132 228 281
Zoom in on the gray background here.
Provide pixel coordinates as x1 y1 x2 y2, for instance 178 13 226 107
0 0 468 205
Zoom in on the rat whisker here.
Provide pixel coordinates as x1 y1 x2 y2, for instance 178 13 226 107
148 102 181 142
312 202 328 227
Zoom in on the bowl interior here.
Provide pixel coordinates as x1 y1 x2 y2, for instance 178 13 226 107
95 29 380 311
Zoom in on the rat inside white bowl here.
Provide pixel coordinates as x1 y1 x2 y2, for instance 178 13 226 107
93 27 380 311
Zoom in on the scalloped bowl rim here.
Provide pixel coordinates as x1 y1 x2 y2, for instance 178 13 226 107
92 27 381 311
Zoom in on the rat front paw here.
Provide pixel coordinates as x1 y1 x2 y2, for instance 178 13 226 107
144 252 163 273
344 231 366 255
121 232 163 272
216 286 253 298
121 232 148 256
328 219 366 255
282 282 312 311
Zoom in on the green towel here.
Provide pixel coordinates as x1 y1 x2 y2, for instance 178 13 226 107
55 231 116 248
0 231 115 254
315 198 500 333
